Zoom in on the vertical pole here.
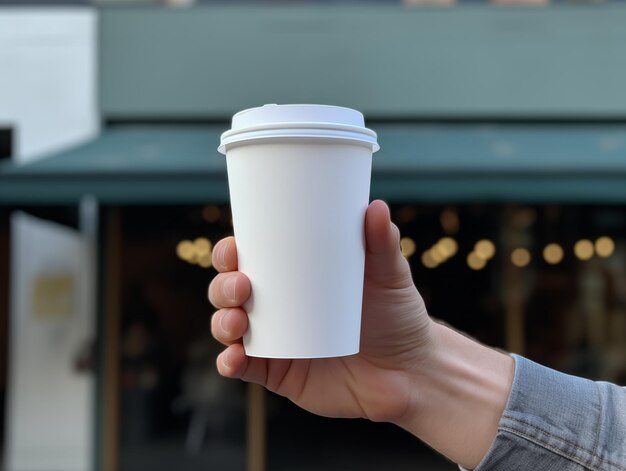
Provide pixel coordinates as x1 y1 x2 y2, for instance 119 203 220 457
503 205 525 355
247 383 266 471
79 197 99 471
101 208 121 471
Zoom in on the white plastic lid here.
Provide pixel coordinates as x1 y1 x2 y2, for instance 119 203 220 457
218 104 379 154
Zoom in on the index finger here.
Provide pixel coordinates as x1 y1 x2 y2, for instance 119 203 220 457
212 236 238 272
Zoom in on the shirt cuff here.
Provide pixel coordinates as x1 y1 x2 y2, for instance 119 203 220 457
466 354 624 471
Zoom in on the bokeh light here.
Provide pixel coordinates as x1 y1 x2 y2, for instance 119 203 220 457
573 239 594 261
429 248 445 264
511 248 531 267
202 205 221 223
194 237 212 255
595 236 615 258
467 251 486 270
440 208 460 235
421 251 438 269
176 238 213 268
198 253 213 268
474 239 496 260
176 240 195 261
436 237 458 258
400 237 416 258
543 243 564 265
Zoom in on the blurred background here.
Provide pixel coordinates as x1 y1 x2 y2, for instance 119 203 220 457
1 0 626 470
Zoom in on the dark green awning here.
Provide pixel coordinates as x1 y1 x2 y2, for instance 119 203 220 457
2 124 626 205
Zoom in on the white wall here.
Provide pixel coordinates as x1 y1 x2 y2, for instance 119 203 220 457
6 212 96 471
1 10 99 469
0 8 98 163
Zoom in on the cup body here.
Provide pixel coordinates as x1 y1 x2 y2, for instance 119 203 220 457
219 104 378 358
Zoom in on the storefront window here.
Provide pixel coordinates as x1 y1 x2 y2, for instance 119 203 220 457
1 201 624 469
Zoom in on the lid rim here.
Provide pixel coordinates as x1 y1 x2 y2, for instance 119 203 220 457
222 121 377 138
218 104 379 155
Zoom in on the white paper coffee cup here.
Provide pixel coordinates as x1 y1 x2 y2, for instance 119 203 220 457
218 104 379 358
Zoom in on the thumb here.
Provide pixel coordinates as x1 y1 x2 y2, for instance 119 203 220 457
364 200 413 288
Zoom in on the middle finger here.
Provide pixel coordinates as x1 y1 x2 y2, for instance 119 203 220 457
208 271 251 309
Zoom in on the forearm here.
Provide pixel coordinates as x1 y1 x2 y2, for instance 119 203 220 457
394 321 515 469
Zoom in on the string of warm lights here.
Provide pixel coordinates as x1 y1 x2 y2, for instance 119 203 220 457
401 235 616 270
181 206 617 272
397 206 619 271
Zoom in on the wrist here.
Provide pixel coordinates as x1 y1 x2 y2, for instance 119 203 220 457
394 321 515 469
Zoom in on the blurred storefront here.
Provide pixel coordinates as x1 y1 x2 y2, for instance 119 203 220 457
2 3 626 471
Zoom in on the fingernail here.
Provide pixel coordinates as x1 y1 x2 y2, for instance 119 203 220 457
220 310 231 335
218 239 230 268
223 276 237 302
221 352 230 368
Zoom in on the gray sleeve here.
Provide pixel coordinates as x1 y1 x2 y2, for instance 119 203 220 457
469 354 626 471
